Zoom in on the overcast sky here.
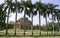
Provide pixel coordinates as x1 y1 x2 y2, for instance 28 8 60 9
0 0 60 25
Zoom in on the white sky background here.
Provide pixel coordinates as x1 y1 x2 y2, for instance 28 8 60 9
0 0 60 25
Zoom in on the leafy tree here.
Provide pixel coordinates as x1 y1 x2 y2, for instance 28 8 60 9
8 24 14 29
0 4 6 30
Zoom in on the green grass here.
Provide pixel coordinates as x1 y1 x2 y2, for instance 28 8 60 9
0 29 60 35
0 29 60 38
0 36 60 38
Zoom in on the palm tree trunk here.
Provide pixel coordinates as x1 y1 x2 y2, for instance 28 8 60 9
52 15 55 35
31 13 33 36
14 11 17 35
45 12 48 35
23 12 26 35
4 13 6 24
39 11 41 35
14 0 18 35
6 9 10 35
58 17 60 32
4 17 6 24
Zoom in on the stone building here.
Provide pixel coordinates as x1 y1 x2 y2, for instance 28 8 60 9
16 17 32 29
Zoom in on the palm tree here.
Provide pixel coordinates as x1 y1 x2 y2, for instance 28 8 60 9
57 10 60 32
27 1 34 36
13 0 18 35
35 1 43 35
47 3 58 35
21 0 28 35
21 1 29 35
41 3 58 35
53 9 60 32
4 0 12 35
10 0 24 35
9 0 24 35
25 0 37 35
42 3 48 35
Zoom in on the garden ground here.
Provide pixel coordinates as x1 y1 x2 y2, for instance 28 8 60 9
0 29 60 38
0 36 60 38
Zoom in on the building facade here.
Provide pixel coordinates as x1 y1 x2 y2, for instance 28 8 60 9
16 17 32 29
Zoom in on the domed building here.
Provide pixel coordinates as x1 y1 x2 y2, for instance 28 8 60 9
16 17 32 29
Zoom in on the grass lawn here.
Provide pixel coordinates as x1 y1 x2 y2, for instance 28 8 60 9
0 29 60 35
0 29 60 38
0 36 60 38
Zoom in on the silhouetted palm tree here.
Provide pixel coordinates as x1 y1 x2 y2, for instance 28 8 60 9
35 1 43 35
53 9 60 32
47 3 58 35
42 3 48 35
25 1 37 35
4 0 12 35
21 0 28 35
11 0 24 35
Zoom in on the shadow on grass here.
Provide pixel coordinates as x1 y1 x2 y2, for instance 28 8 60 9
0 35 60 37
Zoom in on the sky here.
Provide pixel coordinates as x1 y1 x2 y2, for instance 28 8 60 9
0 0 60 25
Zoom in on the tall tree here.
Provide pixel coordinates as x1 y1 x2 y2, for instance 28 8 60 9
53 9 60 32
11 0 24 35
57 10 60 32
13 0 18 35
42 3 48 35
9 0 24 35
47 3 58 35
25 0 37 35
4 0 12 35
35 1 43 35
21 0 28 35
